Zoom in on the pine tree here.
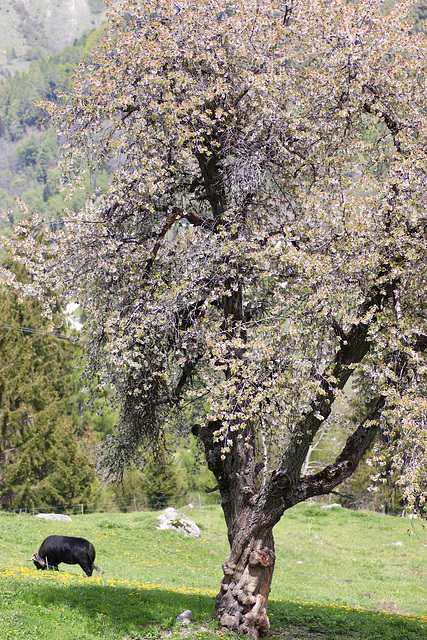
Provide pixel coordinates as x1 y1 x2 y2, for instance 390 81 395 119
0 265 95 511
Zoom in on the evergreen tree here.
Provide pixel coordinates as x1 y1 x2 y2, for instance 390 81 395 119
117 451 185 510
0 264 95 511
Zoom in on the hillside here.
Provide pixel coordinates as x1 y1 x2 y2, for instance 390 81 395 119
0 28 111 239
0 504 426 639
0 0 108 77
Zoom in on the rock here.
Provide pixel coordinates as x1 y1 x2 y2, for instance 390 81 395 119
35 513 72 521
156 507 200 538
176 609 193 625
320 503 342 509
374 602 402 614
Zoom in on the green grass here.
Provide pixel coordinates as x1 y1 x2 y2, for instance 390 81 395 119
0 503 426 639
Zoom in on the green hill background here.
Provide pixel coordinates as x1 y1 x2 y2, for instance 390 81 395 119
0 0 107 77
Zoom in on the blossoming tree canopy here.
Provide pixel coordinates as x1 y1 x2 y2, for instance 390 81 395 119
2 0 427 637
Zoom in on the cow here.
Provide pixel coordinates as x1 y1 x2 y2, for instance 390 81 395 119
31 535 102 577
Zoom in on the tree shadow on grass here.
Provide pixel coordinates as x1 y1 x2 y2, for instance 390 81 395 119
267 599 427 640
4 576 427 640
8 578 217 638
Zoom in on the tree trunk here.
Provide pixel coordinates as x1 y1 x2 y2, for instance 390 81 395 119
214 524 275 640
195 418 278 639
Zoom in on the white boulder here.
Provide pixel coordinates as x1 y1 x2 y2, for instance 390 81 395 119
320 503 342 509
176 609 193 625
156 507 200 537
35 513 72 521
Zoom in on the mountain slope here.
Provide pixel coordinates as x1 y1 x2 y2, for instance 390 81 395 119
0 0 108 76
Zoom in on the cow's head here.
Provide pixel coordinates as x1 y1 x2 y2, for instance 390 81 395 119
31 553 47 570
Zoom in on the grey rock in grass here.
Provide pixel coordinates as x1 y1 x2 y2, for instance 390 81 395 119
156 507 200 538
176 609 193 625
35 514 72 521
320 503 342 509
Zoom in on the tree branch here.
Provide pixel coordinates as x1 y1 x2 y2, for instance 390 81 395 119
173 351 204 402
363 85 403 153
275 285 386 482
143 206 216 275
296 396 386 501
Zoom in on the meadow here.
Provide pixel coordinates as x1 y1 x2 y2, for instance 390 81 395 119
0 502 425 640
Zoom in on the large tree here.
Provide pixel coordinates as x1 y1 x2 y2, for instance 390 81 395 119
2 0 427 637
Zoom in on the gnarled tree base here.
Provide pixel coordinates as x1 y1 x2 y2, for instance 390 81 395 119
214 532 275 640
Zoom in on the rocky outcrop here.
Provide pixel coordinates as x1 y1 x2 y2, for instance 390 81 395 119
156 508 200 537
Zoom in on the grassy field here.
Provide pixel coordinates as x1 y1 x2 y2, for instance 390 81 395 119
0 502 425 639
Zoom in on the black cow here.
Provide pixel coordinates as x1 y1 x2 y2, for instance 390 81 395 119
31 535 102 577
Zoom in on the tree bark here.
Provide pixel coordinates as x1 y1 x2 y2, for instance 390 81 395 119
214 514 275 640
